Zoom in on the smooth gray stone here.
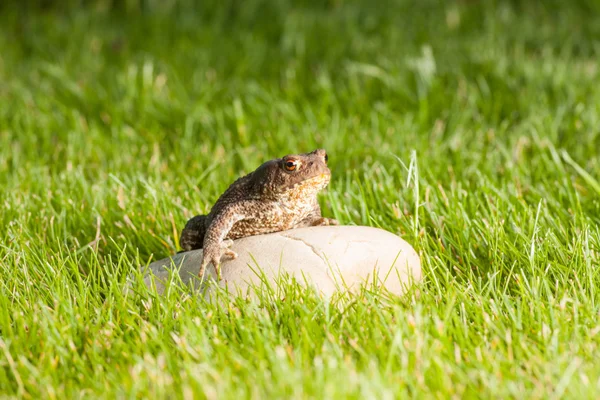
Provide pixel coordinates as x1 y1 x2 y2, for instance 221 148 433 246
141 226 421 298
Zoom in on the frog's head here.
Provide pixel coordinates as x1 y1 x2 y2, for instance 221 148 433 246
251 149 331 199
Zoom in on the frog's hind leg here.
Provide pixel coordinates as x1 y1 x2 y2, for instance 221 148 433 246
179 215 208 252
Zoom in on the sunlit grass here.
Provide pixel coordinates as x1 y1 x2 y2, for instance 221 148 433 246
1 0 600 398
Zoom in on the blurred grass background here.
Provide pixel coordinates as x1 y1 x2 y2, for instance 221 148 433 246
1 0 600 398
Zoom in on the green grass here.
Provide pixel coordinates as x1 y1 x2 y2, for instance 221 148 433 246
2 0 600 397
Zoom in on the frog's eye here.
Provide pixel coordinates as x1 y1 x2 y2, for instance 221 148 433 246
284 159 298 171
324 153 328 163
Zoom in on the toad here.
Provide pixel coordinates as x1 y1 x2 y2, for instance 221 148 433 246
179 149 338 278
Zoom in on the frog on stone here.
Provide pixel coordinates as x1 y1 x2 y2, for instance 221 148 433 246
179 149 338 278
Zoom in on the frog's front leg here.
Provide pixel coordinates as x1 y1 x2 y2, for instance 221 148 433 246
198 201 257 279
307 217 339 226
297 208 339 228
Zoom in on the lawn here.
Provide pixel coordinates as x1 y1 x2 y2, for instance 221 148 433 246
2 0 600 398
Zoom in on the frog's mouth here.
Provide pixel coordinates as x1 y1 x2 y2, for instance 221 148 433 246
284 173 330 192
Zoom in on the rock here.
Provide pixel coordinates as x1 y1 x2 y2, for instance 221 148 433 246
141 226 421 298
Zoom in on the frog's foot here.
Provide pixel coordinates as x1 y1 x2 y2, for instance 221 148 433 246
311 217 339 226
199 244 221 279
221 239 238 260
